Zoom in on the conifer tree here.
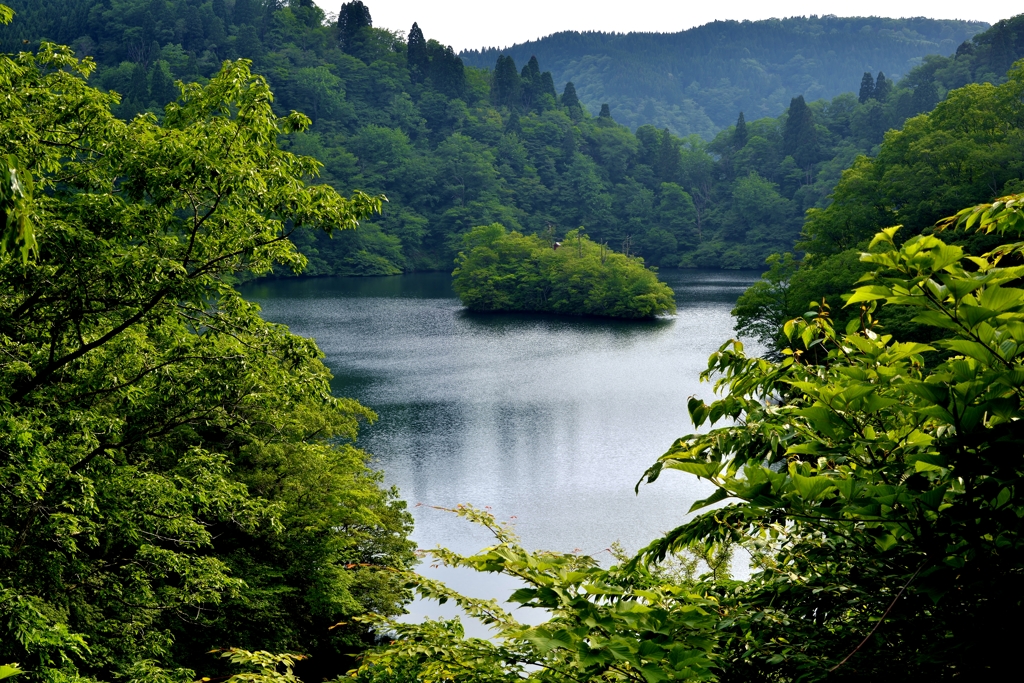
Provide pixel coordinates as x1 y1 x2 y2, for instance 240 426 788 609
858 71 875 102
522 55 541 81
428 43 466 98
561 81 580 109
561 81 582 120
212 0 226 20
338 1 372 58
517 55 543 110
148 60 177 105
599 103 611 118
539 71 557 101
874 71 891 101
733 111 747 149
491 55 521 109
783 95 817 170
407 22 428 79
183 5 205 51
127 61 149 103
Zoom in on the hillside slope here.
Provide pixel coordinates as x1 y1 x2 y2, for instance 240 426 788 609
461 16 987 137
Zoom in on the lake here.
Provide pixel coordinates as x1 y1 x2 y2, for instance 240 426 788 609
242 268 762 623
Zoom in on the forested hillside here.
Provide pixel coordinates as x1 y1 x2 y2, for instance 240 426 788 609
461 16 988 137
1 2 1022 275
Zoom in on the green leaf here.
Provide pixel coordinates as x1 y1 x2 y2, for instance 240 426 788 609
874 534 898 551
917 486 949 510
912 310 961 330
666 460 722 478
688 487 729 512
979 286 1024 312
940 339 995 364
845 285 891 305
792 473 835 501
0 666 22 682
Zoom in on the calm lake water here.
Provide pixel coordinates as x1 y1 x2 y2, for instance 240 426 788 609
242 269 761 623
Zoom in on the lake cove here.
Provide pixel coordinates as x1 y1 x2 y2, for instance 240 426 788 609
242 268 761 624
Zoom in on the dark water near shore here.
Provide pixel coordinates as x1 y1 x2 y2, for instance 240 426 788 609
242 268 761 624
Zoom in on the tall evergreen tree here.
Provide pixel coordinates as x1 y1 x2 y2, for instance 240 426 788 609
561 81 582 120
428 43 466 98
407 22 428 79
539 71 557 101
783 95 817 170
491 55 521 109
733 111 747 149
337 1 372 58
519 56 540 109
211 0 226 20
874 71 892 101
989 21 1015 73
521 55 541 81
599 103 611 118
858 71 875 103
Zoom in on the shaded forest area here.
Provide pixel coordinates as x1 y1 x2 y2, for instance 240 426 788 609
1 2 1023 274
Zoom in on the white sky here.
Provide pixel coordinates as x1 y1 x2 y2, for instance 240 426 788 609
314 1 1019 52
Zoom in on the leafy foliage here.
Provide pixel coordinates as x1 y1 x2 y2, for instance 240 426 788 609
452 224 676 318
357 505 723 683
0 26 412 683
736 58 1024 346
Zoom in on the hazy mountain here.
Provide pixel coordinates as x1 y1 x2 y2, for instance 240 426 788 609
461 16 988 137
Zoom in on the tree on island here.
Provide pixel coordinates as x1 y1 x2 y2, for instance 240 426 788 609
452 224 676 318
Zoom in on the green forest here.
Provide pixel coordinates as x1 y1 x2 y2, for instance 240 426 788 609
3 2 1023 275
452 225 676 318
460 15 988 137
4 0 1024 682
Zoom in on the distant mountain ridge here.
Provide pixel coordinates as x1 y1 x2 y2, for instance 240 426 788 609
461 16 988 138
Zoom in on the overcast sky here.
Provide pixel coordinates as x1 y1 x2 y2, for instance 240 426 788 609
313 1 1019 52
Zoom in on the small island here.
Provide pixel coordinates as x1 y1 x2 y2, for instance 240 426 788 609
452 224 676 318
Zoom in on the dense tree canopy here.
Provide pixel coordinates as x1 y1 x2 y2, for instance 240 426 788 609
0 12 413 682
452 224 676 318
2 3 1022 273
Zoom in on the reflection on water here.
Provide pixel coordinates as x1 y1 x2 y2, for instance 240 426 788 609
244 269 762 553
243 269 762 623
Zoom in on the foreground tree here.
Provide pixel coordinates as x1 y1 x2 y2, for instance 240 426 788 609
1 14 413 682
360 192 1024 681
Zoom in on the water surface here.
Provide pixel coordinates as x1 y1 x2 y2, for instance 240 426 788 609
244 269 760 551
243 269 761 621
